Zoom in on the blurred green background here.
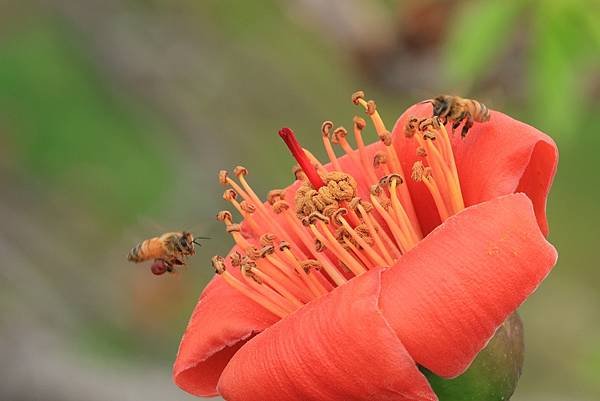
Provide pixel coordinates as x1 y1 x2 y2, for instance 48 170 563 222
0 0 598 400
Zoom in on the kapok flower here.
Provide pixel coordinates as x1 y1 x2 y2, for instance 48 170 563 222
173 92 558 401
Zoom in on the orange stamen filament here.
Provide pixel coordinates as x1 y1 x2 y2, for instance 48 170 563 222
228 197 262 234
280 248 328 297
422 173 451 221
255 257 312 302
389 178 421 247
322 133 343 172
249 267 305 308
310 222 367 276
338 217 387 267
280 211 346 285
220 270 289 318
353 94 422 237
370 194 410 253
353 120 380 184
264 254 314 300
342 237 373 269
356 204 396 265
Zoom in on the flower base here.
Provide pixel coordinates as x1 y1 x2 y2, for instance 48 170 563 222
422 313 524 401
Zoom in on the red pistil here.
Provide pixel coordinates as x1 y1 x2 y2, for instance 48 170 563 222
279 128 325 189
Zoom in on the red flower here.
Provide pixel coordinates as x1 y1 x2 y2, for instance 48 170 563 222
173 93 558 400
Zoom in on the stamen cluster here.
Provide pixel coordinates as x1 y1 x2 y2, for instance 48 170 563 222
211 91 465 318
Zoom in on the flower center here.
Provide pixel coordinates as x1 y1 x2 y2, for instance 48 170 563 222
212 91 466 318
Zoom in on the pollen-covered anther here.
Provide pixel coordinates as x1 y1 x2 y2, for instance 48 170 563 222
322 204 339 218
379 175 390 187
260 233 277 247
335 226 352 245
355 224 374 246
216 210 233 223
294 171 357 219
416 146 427 157
419 116 441 131
292 165 308 181
351 90 365 105
424 131 437 141
302 211 329 226
223 188 237 201
412 161 425 182
211 255 226 274
405 117 419 138
278 240 291 251
353 116 366 130
300 260 322 273
373 152 387 168
321 120 333 137
366 100 377 116
378 130 392 146
272 200 290 214
331 208 349 226
218 170 229 186
239 200 256 214
388 173 404 185
331 127 348 144
349 197 374 213
233 166 248 177
370 184 383 196
259 245 275 257
230 251 243 267
314 238 326 252
241 260 262 284
245 246 261 260
267 189 285 205
324 171 357 202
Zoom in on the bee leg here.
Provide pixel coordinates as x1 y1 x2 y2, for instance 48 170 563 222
461 113 474 138
163 259 175 273
171 256 185 266
451 111 467 135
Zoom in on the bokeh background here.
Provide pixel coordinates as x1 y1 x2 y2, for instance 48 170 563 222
0 0 598 400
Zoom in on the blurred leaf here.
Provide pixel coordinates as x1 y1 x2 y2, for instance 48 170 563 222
444 0 523 87
0 18 175 224
529 1 585 137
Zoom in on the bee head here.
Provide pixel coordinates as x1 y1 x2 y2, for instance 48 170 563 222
179 232 195 255
431 95 452 117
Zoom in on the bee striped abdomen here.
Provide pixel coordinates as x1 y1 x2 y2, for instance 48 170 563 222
469 99 490 122
127 238 164 262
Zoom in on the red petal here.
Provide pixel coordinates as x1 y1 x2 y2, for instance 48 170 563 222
392 104 558 235
173 246 279 396
218 270 437 401
379 193 557 378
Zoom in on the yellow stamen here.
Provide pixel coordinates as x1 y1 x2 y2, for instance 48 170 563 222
336 215 388 267
213 256 288 318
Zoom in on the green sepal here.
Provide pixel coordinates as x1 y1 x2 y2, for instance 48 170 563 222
422 313 524 401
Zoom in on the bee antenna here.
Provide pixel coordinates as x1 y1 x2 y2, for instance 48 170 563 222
193 237 210 245
419 99 434 105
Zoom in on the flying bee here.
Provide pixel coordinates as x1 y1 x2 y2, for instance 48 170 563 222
421 95 490 137
127 231 209 275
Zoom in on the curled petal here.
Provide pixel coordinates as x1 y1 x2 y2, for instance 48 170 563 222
379 193 558 378
173 246 279 396
218 270 437 401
